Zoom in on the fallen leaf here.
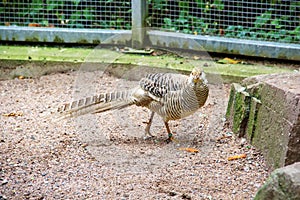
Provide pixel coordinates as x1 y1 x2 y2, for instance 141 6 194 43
219 28 225 36
178 147 199 153
2 112 23 117
151 51 158 56
227 154 247 161
28 23 41 27
215 134 232 142
217 57 241 64
81 143 88 148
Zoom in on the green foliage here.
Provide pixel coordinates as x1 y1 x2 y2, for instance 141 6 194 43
0 0 131 29
149 0 300 43
254 9 273 28
1 0 299 43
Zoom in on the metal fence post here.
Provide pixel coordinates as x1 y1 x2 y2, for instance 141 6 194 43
132 0 147 49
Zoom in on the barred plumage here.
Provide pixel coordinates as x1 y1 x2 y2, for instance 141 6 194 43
55 67 209 141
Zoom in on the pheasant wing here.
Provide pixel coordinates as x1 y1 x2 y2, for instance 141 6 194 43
139 73 187 99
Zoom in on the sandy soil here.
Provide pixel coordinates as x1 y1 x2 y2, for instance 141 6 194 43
0 69 269 199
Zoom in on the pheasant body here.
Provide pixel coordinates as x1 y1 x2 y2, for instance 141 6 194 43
56 68 209 140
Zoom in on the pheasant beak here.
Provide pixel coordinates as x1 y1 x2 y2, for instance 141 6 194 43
193 77 200 83
193 73 201 83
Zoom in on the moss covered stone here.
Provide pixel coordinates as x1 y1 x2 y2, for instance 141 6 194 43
254 162 300 200
25 37 39 42
246 97 261 142
225 83 251 137
53 36 64 43
227 73 300 170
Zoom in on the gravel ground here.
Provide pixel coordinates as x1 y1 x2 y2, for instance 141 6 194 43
0 69 269 199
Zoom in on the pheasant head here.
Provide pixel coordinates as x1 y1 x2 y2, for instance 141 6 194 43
188 67 208 85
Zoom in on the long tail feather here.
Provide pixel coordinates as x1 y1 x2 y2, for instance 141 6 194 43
55 90 135 121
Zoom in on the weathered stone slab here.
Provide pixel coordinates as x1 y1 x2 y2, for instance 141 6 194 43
254 162 300 200
244 73 300 169
246 96 261 142
226 83 250 137
226 72 300 169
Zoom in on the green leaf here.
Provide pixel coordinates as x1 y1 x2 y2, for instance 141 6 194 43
213 0 224 10
226 26 236 31
291 26 300 35
73 0 81 6
75 23 84 28
116 18 124 28
83 9 95 21
70 13 79 20
195 0 206 9
280 36 293 42
271 19 282 29
179 1 188 10
182 29 191 34
41 20 49 27
254 10 272 28
152 0 167 10
163 18 172 27
47 0 64 10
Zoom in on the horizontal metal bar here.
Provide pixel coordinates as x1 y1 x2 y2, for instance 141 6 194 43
148 30 300 61
0 26 131 45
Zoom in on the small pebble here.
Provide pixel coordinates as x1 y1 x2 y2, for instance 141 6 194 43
41 172 48 176
1 179 8 185
15 127 23 132
240 138 247 145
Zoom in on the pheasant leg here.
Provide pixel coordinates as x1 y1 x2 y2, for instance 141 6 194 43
144 111 155 138
164 121 176 143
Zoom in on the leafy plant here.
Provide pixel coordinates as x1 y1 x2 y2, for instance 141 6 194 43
148 0 299 43
1 0 132 29
162 18 173 29
254 9 273 28
1 0 299 43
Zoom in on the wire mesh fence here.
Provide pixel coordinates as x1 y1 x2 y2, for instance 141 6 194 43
0 0 131 29
0 0 299 43
148 0 300 43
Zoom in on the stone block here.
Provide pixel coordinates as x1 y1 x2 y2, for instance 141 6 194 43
246 96 261 142
254 162 300 200
226 72 300 169
243 73 300 169
226 83 251 137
